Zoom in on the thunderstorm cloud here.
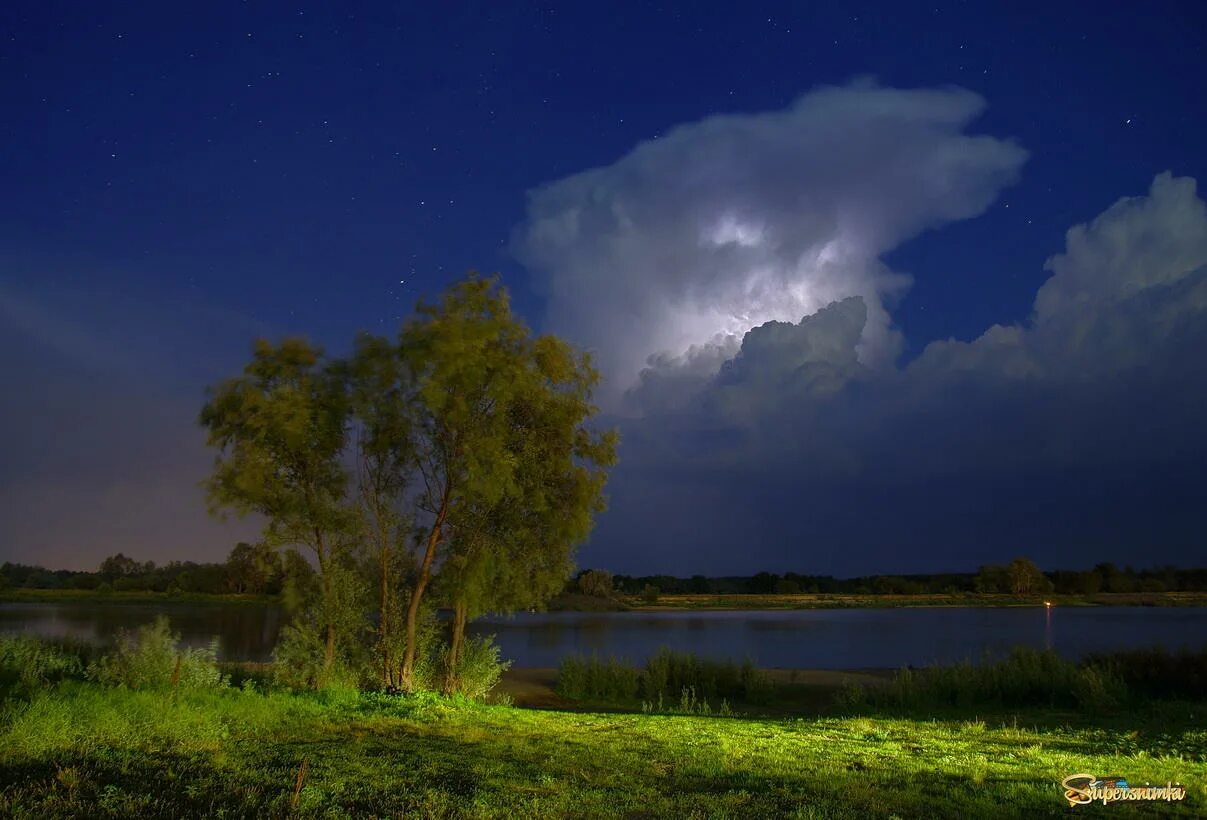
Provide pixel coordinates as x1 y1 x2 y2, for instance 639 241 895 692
515 83 1207 575
514 80 1029 408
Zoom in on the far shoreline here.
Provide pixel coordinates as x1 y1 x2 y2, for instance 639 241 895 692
4 588 1207 610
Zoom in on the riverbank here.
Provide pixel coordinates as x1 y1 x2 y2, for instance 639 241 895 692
620 591 1207 609
1 680 1202 817
9 587 1206 611
0 588 277 606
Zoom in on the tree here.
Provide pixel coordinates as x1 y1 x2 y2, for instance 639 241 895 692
346 333 418 689
225 542 284 594
439 337 616 691
1007 557 1052 595
224 543 257 594
578 570 615 598
200 338 358 686
974 564 1009 593
391 276 524 690
99 553 140 578
395 275 616 692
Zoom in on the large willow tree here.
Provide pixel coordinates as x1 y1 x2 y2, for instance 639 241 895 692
201 273 616 693
438 334 616 692
395 274 615 691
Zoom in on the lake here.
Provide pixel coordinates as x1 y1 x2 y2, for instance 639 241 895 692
4 601 1207 669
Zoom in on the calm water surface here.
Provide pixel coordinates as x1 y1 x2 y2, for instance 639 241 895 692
4 602 1206 668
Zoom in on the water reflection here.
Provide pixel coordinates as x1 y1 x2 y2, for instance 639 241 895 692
2 602 1205 668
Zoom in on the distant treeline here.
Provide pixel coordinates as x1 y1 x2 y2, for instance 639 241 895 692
6 553 1207 598
0 543 284 596
608 559 1207 597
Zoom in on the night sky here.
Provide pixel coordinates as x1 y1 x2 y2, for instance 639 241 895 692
3 2 1206 575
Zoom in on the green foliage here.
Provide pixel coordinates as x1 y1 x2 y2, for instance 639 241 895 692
556 655 641 701
201 337 359 686
440 635 510 700
272 560 372 690
849 647 1128 711
86 617 228 691
640 584 659 604
0 636 85 689
376 600 443 692
1083 647 1207 700
556 649 771 706
643 649 772 704
577 569 615 598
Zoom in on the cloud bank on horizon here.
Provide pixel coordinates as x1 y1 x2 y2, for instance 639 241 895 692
515 82 1207 575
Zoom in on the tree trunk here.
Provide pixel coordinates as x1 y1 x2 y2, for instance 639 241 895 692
443 598 467 695
315 530 336 688
400 485 450 692
324 622 336 682
379 541 392 688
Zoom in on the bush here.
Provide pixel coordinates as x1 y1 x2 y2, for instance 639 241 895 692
0 636 85 689
844 647 1132 711
87 616 227 691
643 648 772 704
1083 647 1207 700
557 649 771 705
557 655 641 700
443 635 511 700
272 622 342 690
640 584 659 604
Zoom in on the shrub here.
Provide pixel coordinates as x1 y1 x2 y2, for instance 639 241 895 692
443 635 511 700
643 648 772 704
272 622 339 690
1082 647 1207 700
557 655 640 700
640 584 659 604
0 636 85 689
842 647 1134 711
557 649 771 705
87 616 227 691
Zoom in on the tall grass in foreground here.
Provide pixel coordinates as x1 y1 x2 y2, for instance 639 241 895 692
557 648 771 710
0 618 228 698
839 646 1207 712
0 636 87 689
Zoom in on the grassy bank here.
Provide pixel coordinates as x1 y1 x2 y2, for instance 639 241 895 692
621 591 1207 610
1 680 1204 817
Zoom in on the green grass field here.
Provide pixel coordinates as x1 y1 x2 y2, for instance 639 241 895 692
1 680 1203 818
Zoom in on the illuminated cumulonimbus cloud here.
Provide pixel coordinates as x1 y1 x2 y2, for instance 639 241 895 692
513 80 1028 410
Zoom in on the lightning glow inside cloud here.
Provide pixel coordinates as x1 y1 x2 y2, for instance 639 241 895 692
514 80 1029 408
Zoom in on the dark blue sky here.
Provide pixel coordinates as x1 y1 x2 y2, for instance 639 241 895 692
3 2 1206 573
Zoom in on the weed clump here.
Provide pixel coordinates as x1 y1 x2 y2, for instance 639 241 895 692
86 616 228 691
557 647 770 710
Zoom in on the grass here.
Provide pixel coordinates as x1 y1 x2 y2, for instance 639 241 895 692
2 639 1205 816
557 649 772 711
0 678 1204 817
